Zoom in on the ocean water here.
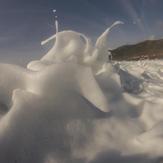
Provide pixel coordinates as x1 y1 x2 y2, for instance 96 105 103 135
0 22 163 163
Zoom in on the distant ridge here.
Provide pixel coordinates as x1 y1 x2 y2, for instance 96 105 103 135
110 39 163 60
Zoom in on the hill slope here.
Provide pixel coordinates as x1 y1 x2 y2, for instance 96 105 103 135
110 39 163 60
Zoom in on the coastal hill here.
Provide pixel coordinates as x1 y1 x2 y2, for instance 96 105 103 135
110 39 163 61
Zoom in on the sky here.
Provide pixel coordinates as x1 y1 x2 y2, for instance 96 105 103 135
0 0 163 65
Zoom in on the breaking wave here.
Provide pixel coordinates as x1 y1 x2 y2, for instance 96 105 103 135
0 20 163 163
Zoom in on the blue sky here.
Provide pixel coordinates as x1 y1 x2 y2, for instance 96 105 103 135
0 0 163 64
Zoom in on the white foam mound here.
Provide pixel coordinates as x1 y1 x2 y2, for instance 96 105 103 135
0 22 163 163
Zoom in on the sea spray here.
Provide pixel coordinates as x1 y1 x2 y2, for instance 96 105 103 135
0 17 163 163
